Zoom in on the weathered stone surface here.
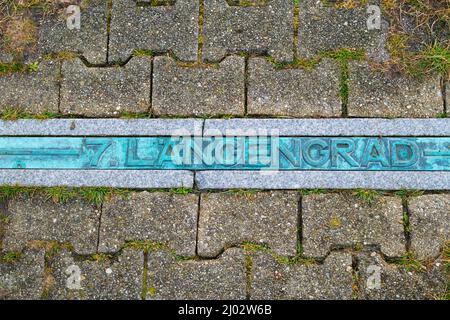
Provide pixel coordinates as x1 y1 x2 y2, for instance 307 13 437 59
198 191 298 257
0 250 45 300
147 248 246 299
3 195 100 255
152 56 245 116
60 57 151 117
251 251 353 300
0 60 59 113
302 193 405 258
357 252 447 300
109 0 199 62
99 192 198 256
348 61 443 117
48 249 144 300
37 0 108 64
409 194 450 261
203 0 293 62
247 58 341 116
298 0 389 61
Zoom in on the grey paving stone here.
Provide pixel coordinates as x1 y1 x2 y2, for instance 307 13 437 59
203 0 293 62
99 192 198 256
0 170 195 188
357 252 447 300
109 0 199 62
152 56 245 116
202 118 450 136
251 251 353 300
197 191 298 257
37 0 108 64
298 0 389 61
247 58 341 117
302 192 405 258
0 119 204 136
409 194 450 261
195 171 450 190
47 248 144 300
147 248 246 300
348 61 443 117
60 57 151 117
0 60 59 113
0 249 45 300
2 194 100 255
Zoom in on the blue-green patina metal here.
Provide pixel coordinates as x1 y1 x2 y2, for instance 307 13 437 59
0 137 449 170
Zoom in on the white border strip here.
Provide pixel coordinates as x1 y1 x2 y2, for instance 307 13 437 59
195 171 450 190
0 170 194 188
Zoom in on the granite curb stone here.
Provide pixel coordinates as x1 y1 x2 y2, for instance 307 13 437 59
247 58 341 117
203 0 293 62
408 194 450 261
152 56 245 116
60 57 152 117
147 248 247 300
98 192 198 256
197 191 298 257
251 251 353 300
301 193 405 258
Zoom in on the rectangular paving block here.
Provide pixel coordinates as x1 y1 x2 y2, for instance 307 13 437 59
301 192 405 258
348 61 443 117
408 194 450 261
109 0 199 62
0 60 59 113
37 0 108 64
0 170 194 188
99 192 198 256
60 57 151 117
298 0 389 61
203 0 293 62
251 251 353 300
48 249 144 300
147 248 247 299
357 252 447 300
197 191 298 257
0 250 45 300
247 58 341 117
2 194 100 255
152 55 245 116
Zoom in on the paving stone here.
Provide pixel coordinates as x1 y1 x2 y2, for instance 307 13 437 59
99 192 198 256
197 191 298 257
203 0 293 62
147 248 246 299
2 195 100 255
0 249 45 300
152 55 245 116
247 58 341 117
408 194 450 261
357 252 447 300
298 0 389 61
60 57 151 117
109 0 199 62
48 248 144 300
348 61 443 117
251 251 353 299
302 192 405 258
37 0 108 64
0 60 59 113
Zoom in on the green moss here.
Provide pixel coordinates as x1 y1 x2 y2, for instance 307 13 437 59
169 187 193 195
299 189 326 196
132 49 153 57
354 189 379 205
394 189 424 200
1 251 22 263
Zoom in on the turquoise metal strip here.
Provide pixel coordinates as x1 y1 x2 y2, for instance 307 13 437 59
0 137 449 171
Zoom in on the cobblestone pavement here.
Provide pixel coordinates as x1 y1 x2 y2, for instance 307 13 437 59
0 0 449 300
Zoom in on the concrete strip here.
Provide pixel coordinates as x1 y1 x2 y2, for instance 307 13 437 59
0 170 194 188
203 119 450 136
195 171 450 190
0 119 203 136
